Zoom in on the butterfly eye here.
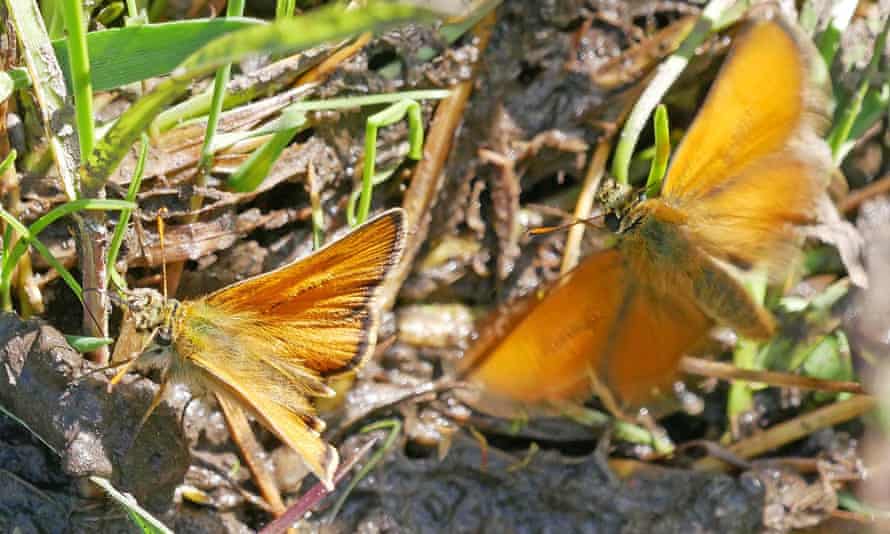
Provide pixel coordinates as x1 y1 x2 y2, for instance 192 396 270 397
155 328 173 347
605 212 621 232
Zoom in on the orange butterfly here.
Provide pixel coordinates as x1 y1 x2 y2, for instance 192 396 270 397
114 209 405 488
458 15 833 417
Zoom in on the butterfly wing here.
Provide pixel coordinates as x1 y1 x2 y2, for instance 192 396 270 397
460 249 711 414
175 209 404 486
211 375 338 489
661 16 832 270
203 208 405 375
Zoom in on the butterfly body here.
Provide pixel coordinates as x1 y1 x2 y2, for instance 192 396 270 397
619 198 774 339
119 209 405 488
460 14 834 415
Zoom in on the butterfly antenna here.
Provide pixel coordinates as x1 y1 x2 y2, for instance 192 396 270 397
70 358 133 384
80 287 107 339
528 214 606 236
157 208 168 302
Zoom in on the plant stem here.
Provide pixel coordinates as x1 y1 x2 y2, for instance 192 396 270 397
60 0 94 161
107 134 149 290
276 0 295 18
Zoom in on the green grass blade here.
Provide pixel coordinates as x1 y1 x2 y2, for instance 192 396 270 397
227 126 301 192
193 0 246 199
211 106 308 152
59 0 94 160
82 2 432 196
65 335 114 352
815 0 858 66
0 200 134 306
357 98 425 224
51 18 264 91
90 476 173 534
0 150 16 174
0 207 83 304
328 419 402 522
107 134 149 290
828 14 890 163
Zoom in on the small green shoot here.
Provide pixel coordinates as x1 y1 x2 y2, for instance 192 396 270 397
307 163 325 250
347 166 398 227
226 125 304 192
0 150 16 174
815 0 858 66
644 104 670 198
356 98 424 224
559 402 674 454
226 90 448 193
0 207 82 308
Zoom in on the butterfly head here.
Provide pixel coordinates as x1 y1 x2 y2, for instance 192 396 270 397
597 179 640 233
123 287 179 340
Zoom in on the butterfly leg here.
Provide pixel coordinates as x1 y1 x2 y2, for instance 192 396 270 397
585 364 634 422
593 424 619 486
586 366 674 456
216 392 286 515
138 376 169 429
107 358 139 392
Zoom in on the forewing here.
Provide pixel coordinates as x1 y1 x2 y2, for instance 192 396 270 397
204 209 405 375
461 249 711 415
661 17 832 269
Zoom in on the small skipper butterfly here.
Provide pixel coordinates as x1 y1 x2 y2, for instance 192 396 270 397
458 14 834 416
114 209 405 488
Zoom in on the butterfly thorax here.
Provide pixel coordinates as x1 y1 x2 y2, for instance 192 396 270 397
617 198 774 338
618 199 692 265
